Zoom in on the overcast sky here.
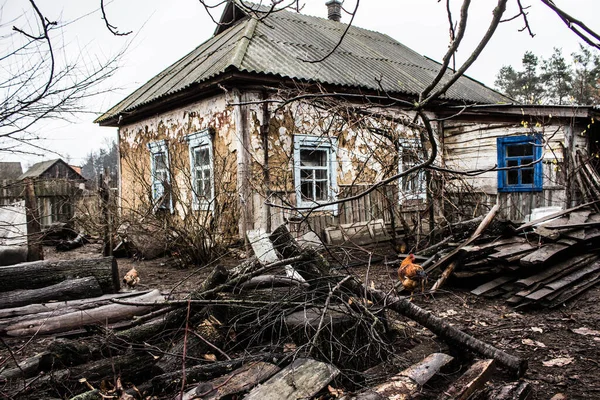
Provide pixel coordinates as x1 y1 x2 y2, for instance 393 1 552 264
3 0 600 169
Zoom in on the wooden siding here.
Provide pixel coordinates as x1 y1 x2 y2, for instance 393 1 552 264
442 120 586 221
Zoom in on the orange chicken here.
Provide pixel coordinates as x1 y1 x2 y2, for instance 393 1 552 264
123 268 140 288
397 254 427 298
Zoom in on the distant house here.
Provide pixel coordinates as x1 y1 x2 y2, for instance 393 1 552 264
19 159 86 226
0 159 85 227
95 0 599 243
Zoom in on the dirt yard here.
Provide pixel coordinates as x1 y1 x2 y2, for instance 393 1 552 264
11 241 600 399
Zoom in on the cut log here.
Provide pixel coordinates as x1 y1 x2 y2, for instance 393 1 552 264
182 361 280 400
438 359 496 400
354 353 453 399
0 276 102 309
0 256 120 294
0 292 150 332
248 229 305 282
0 246 28 267
2 289 164 336
244 358 339 400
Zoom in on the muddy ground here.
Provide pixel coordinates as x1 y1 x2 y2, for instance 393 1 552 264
7 241 600 399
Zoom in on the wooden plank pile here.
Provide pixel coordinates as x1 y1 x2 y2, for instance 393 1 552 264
440 204 600 308
0 226 529 399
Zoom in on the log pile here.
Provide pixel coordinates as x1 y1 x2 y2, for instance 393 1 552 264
0 226 528 399
424 203 600 308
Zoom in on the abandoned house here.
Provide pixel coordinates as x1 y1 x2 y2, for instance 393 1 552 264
0 159 86 227
95 0 600 243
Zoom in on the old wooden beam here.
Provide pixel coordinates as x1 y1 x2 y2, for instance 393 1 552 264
244 358 339 400
182 361 280 400
438 359 496 400
353 353 453 399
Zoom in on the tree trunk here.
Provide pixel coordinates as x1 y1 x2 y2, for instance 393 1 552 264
0 291 150 325
0 277 103 309
2 289 164 337
0 256 120 293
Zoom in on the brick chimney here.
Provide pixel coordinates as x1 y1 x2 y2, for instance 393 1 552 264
326 0 342 22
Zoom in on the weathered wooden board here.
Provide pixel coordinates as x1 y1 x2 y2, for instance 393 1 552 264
488 243 537 260
547 270 600 308
514 254 597 288
183 361 280 400
438 359 496 400
526 263 600 301
471 276 514 296
519 243 568 266
244 358 339 400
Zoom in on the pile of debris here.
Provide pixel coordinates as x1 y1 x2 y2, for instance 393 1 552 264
425 202 600 308
0 226 529 400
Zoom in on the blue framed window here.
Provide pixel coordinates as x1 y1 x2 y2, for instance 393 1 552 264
293 135 338 214
185 130 214 211
147 140 173 212
497 135 542 192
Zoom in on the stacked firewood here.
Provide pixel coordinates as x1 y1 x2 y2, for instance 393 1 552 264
0 226 530 399
429 203 600 308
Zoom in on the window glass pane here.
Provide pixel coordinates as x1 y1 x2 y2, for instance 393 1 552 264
300 149 327 167
301 182 313 200
195 147 210 167
507 170 519 185
506 143 533 157
520 157 533 166
522 168 534 184
315 181 327 200
301 169 313 179
315 169 327 180
155 153 167 170
203 180 211 197
507 159 518 168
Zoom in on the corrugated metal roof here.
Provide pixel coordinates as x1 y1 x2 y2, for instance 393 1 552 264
19 159 60 179
96 2 509 124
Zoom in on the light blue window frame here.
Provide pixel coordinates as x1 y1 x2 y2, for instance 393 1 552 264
398 139 427 202
293 135 338 214
497 135 543 192
147 140 173 212
185 130 215 211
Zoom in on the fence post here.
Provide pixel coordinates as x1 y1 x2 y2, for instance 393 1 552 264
24 178 43 261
